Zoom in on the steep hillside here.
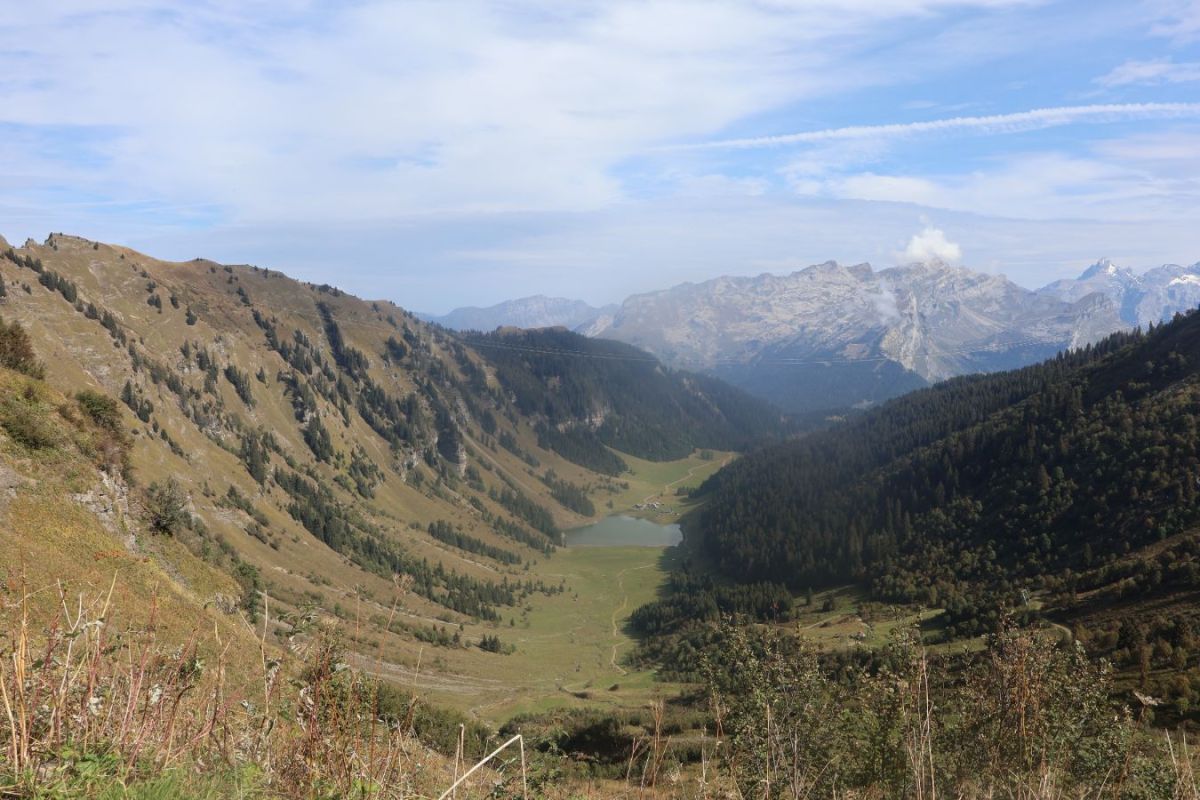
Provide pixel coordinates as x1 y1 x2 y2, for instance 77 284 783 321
0 326 484 797
0 232 774 714
0 309 258 663
464 327 788 474
636 310 1200 716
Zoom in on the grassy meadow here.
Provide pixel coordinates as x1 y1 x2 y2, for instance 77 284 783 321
363 449 732 722
603 449 733 523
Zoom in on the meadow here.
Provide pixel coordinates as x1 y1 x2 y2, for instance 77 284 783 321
395 449 733 721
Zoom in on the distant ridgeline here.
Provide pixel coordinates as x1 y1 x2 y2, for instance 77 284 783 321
460 327 789 474
633 308 1200 698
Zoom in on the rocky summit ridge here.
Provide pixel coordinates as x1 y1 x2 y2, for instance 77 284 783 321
438 257 1198 413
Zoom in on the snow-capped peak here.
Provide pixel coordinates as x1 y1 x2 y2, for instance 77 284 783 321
1079 258 1120 280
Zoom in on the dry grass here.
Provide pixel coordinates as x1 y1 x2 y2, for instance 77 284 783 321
0 575 462 799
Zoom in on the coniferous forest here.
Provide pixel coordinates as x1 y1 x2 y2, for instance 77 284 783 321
666 311 1200 644
463 327 789 470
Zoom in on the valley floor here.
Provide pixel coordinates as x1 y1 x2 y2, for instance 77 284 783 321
357 449 731 723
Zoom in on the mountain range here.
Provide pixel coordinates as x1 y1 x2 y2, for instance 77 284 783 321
432 258 1200 412
1037 257 1200 327
419 295 615 332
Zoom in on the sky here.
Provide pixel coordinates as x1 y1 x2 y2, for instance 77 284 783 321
1 1 1199 313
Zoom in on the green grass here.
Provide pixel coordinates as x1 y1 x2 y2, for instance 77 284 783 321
407 543 684 722
361 449 739 725
425 451 735 720
13 765 266 800
605 449 734 523
781 586 990 655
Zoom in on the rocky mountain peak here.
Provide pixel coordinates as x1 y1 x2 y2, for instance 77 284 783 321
1080 258 1119 280
426 254 1200 415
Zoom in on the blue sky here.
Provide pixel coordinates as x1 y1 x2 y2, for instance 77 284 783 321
1 1 1198 312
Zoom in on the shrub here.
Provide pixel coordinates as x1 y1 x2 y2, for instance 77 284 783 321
0 398 58 449
0 316 44 378
146 478 189 534
75 389 122 432
700 621 1160 799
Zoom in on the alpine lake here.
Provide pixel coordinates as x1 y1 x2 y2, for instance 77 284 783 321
563 514 683 547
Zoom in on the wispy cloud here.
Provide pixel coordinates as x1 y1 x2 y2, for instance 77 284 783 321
806 138 1200 224
2 1 1199 309
1149 0 1200 42
1096 58 1200 86
0 0 1041 226
676 103 1200 150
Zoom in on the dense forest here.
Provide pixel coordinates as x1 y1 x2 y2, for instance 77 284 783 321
686 310 1200 635
462 327 788 472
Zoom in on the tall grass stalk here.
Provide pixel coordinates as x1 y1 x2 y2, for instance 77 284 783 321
0 576 454 798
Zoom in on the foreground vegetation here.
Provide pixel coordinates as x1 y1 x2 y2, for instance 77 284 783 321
0 579 474 799
9 586 1200 800
700 621 1200 800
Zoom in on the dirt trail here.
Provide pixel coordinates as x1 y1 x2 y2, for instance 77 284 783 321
609 562 655 675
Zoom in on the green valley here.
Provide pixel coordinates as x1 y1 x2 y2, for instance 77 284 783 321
8 231 1200 799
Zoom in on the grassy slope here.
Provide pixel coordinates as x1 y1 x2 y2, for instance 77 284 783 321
0 232 744 727
609 449 734 522
2 238 573 610
0 366 264 684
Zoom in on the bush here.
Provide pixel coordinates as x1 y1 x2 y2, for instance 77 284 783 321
75 389 122 432
0 316 44 378
0 398 58 449
146 478 189 534
700 621 1152 799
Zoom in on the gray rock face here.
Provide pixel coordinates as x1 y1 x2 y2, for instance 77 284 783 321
586 258 1200 412
582 260 1125 411
430 258 1200 413
1038 258 1200 329
422 295 616 332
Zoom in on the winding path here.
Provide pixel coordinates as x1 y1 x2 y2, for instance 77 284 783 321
608 562 655 675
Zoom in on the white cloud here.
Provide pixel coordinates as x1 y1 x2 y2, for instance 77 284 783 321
790 128 1200 224
1093 129 1200 163
1097 58 1200 86
901 226 962 264
868 284 902 324
0 0 1040 227
1149 0 1200 42
680 103 1200 150
2 0 1198 311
